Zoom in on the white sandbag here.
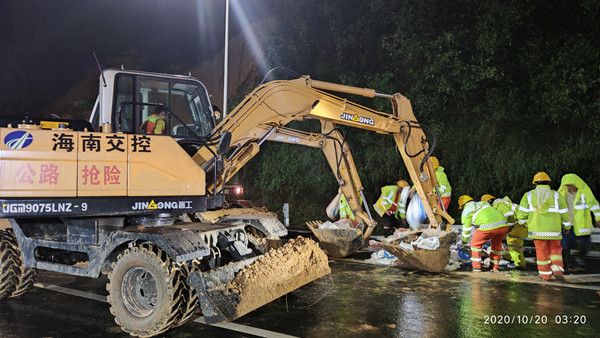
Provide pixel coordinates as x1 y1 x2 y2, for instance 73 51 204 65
416 236 440 250
365 250 398 265
445 260 461 271
400 186 410 207
399 242 414 251
406 191 427 229
326 193 341 220
318 221 337 229
318 219 353 230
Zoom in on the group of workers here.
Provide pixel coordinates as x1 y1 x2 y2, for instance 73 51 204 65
371 156 451 236
140 106 598 283
458 172 599 281
364 156 599 282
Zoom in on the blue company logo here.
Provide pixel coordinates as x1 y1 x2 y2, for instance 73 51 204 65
4 130 34 149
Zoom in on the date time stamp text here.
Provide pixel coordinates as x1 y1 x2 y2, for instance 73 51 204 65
484 315 587 325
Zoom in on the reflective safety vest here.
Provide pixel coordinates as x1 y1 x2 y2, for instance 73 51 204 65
517 185 570 240
558 174 600 236
373 185 400 217
395 186 410 220
461 201 508 242
435 166 451 197
141 114 166 134
339 194 355 221
492 196 518 226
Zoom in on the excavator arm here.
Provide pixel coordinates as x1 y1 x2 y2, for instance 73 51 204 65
193 75 454 256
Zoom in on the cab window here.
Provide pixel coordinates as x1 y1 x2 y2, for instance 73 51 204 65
112 74 215 137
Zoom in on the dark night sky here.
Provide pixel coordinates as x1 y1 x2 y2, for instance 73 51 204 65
0 0 267 117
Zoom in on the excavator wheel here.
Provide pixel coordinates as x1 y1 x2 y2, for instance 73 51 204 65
0 229 20 300
171 259 201 328
107 243 186 337
2 229 37 298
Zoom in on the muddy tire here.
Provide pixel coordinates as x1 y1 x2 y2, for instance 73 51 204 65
171 259 200 328
107 244 185 337
1 229 37 298
0 230 20 300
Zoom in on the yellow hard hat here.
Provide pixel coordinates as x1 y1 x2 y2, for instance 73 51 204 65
481 194 495 203
397 180 409 188
532 172 551 184
458 195 473 209
430 156 439 169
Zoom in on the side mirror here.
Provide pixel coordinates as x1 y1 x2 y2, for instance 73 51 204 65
217 131 231 155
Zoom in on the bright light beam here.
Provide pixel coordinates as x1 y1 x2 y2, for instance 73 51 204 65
230 0 269 75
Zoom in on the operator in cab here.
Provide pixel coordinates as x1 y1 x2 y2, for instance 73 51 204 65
141 106 168 134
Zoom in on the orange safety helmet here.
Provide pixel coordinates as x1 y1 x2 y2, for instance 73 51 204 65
481 194 495 203
397 180 409 188
458 195 473 209
532 172 551 184
430 156 439 169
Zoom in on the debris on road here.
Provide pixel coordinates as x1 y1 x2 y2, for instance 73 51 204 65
365 250 398 266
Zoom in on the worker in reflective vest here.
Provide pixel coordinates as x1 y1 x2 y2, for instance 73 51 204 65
141 107 168 134
459 195 509 272
339 193 356 222
558 173 600 272
481 194 526 269
430 156 451 210
517 172 570 281
373 180 410 236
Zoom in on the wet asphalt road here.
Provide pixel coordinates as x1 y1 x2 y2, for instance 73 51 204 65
1 259 599 338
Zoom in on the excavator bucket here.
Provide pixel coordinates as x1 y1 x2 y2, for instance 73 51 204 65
306 221 366 258
378 229 457 273
186 237 330 324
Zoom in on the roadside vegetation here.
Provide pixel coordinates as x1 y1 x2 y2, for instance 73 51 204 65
239 0 600 226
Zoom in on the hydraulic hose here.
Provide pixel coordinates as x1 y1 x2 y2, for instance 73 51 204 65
401 120 437 175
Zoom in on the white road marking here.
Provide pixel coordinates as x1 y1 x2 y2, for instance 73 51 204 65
33 282 298 337
195 317 299 338
34 282 107 303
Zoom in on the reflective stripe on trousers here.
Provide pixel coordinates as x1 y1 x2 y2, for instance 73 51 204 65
533 239 563 280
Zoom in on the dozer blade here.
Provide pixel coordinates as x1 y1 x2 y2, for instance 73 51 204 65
187 237 330 324
306 221 365 258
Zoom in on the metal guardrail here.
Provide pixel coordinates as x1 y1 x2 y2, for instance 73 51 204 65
450 225 600 244
592 231 600 244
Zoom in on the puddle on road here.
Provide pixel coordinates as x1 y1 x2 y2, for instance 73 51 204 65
239 260 600 337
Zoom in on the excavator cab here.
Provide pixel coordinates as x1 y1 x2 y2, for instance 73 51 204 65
90 68 217 139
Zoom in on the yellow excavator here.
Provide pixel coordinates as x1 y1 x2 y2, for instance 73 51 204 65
0 67 452 337
197 67 456 258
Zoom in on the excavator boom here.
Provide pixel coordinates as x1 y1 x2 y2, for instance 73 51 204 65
195 75 454 257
